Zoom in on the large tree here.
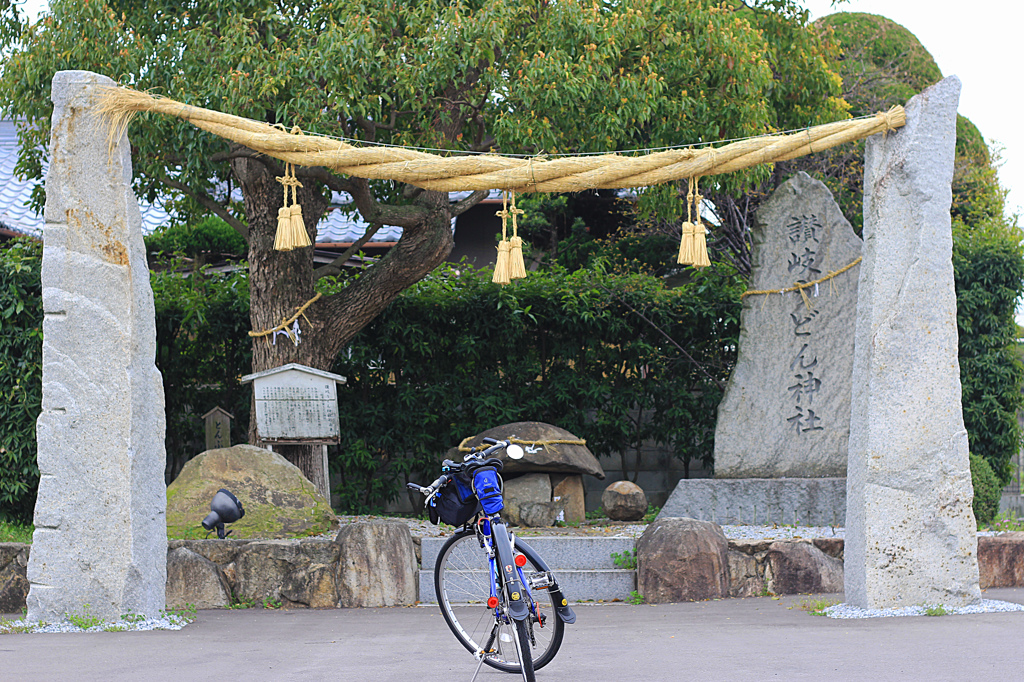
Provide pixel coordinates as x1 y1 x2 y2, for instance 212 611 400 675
0 0 842 488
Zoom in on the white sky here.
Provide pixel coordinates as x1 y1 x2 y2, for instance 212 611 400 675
803 0 1022 219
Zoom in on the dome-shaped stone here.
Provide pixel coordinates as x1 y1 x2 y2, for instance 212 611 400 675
448 421 604 479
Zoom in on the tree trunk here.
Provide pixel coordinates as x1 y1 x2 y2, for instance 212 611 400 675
233 155 334 497
231 155 458 501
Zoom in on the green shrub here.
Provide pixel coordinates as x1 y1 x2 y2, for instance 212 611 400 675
150 262 252 482
0 238 42 522
954 219 1024 484
970 452 1001 525
145 216 247 262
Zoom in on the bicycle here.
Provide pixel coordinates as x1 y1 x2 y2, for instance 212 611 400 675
408 437 576 682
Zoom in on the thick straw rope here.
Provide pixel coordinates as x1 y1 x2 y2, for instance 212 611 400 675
97 86 904 193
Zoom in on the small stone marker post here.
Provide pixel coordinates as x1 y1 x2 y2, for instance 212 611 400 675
28 71 167 622
846 75 980 609
241 363 346 500
715 171 862 479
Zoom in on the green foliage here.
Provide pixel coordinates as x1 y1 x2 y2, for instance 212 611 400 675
611 548 638 570
0 520 33 544
0 238 42 522
985 510 1024 533
969 452 1002 526
793 598 836 616
145 217 247 263
66 604 103 630
150 263 252 482
954 222 1024 484
331 263 742 512
923 605 949 617
627 590 645 605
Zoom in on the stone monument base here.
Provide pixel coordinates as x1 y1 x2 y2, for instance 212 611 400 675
658 478 846 526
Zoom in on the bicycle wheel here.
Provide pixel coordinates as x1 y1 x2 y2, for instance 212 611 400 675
434 530 564 672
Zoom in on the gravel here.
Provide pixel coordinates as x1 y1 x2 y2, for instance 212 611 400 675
823 599 1024 619
1 614 193 634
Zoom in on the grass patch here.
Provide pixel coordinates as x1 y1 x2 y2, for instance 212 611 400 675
0 520 33 544
792 598 836 616
924 605 949 616
627 590 645 605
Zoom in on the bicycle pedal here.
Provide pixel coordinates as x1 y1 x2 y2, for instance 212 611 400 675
527 571 555 590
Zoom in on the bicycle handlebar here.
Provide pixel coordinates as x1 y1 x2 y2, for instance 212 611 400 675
406 439 513 508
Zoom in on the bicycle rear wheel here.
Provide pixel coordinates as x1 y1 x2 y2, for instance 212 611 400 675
434 530 564 673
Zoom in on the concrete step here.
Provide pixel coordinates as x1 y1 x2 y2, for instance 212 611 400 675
419 568 636 604
418 535 637 604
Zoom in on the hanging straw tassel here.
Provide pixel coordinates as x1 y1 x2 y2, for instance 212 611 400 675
677 177 696 265
492 191 512 285
274 165 296 251
273 163 312 251
286 166 311 249
507 191 527 280
691 176 711 268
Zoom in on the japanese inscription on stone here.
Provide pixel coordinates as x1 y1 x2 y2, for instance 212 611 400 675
714 172 861 478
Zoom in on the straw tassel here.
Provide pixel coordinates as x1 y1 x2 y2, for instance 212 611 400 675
507 192 527 280
492 191 512 285
677 177 696 265
691 176 710 268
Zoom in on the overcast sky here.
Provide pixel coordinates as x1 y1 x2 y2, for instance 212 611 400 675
803 0 1022 219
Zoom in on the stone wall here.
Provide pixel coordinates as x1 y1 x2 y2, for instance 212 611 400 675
4 531 1023 613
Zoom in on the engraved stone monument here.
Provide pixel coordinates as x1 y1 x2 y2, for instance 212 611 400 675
660 172 859 525
715 171 862 479
28 71 167 622
846 75 980 609
241 363 346 499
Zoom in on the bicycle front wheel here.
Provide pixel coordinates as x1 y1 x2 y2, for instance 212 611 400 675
434 531 564 673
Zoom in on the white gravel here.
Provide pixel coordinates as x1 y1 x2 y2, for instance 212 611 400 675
823 599 1024 619
1 613 193 634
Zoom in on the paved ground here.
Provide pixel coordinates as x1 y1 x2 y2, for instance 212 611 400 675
4 589 1024 681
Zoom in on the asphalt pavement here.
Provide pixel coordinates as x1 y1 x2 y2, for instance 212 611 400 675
4 589 1024 682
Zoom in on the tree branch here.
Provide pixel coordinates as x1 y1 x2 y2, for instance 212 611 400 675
158 175 248 239
313 222 385 280
450 189 489 217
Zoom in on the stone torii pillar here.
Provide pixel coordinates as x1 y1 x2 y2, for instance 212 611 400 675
27 71 167 622
846 76 980 609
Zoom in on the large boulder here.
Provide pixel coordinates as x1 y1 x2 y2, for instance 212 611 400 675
449 422 604 479
335 521 418 607
978 533 1024 588
0 543 30 614
552 474 586 524
503 473 552 526
602 480 648 521
764 541 844 595
233 539 340 607
166 547 231 609
637 517 729 603
166 444 339 539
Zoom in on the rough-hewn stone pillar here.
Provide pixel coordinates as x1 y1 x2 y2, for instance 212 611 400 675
846 75 980 609
27 71 167 622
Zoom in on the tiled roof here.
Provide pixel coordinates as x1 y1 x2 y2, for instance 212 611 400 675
0 119 432 244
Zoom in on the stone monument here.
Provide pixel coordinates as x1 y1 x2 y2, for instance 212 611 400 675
846 75 980 609
660 172 860 525
27 71 168 622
